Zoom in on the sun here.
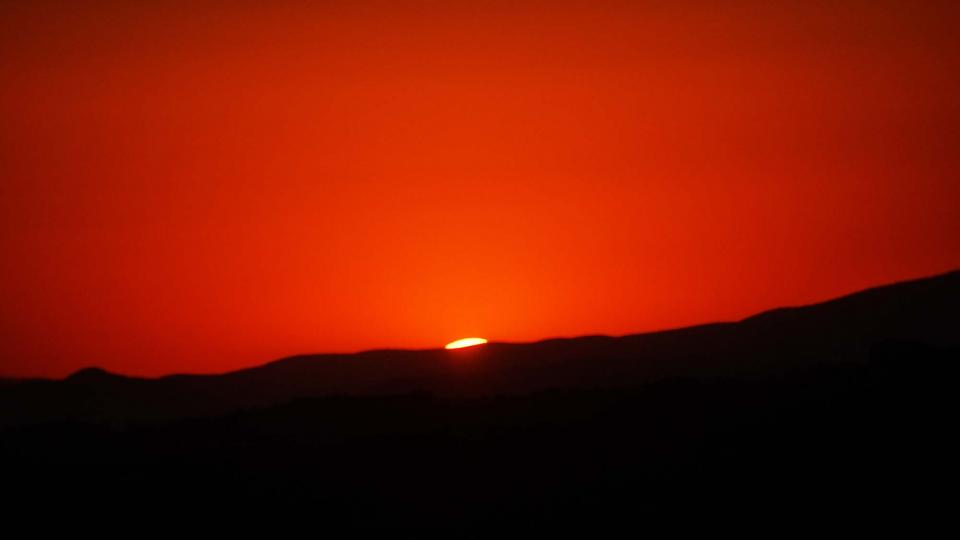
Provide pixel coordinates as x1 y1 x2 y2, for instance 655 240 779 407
445 337 488 350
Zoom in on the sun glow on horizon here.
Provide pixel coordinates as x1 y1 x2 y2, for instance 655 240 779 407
445 337 488 350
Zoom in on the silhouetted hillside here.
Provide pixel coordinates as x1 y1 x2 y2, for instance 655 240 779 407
1 271 958 527
1 270 956 426
2 341 957 527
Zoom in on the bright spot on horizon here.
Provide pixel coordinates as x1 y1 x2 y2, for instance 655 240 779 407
445 337 488 350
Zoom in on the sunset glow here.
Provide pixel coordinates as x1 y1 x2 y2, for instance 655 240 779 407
1 1 958 378
445 338 488 350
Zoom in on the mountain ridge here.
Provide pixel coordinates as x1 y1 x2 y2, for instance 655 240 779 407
46 269 958 382
0 268 956 426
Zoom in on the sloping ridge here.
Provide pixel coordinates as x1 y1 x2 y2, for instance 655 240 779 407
741 269 958 340
1 269 957 426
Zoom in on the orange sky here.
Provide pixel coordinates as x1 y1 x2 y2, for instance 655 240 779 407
2 1 959 377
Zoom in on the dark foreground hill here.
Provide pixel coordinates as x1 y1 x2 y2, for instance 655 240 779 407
1 270 957 426
1 270 958 527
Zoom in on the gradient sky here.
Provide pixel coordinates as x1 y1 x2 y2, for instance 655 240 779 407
2 1 959 377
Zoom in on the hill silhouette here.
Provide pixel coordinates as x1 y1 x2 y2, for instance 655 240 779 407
1 270 956 426
1 270 957 527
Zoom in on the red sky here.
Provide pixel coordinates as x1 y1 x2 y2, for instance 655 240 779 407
2 1 959 377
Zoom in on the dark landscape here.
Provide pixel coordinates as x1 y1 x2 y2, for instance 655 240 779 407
2 271 957 526
4 1 960 531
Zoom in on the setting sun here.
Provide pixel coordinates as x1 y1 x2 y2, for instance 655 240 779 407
445 338 488 350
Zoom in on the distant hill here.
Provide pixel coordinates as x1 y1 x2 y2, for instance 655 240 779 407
1 270 958 526
1 269 957 426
